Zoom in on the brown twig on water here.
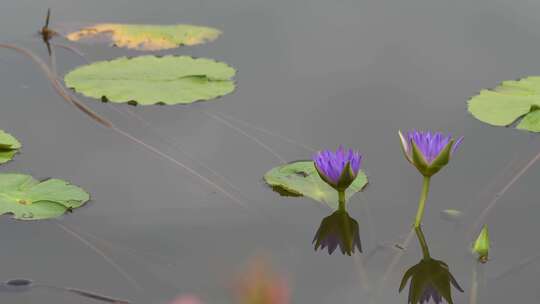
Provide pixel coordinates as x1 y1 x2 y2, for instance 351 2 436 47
0 42 248 208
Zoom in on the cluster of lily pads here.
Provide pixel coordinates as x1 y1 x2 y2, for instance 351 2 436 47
0 18 240 221
62 23 236 105
0 130 89 220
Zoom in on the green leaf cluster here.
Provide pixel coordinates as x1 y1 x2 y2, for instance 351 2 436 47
0 130 21 164
468 77 540 132
0 130 89 220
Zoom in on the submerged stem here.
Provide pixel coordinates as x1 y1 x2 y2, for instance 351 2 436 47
469 262 479 304
414 176 431 228
209 110 316 152
110 106 244 194
414 226 430 259
38 283 130 303
469 147 540 238
203 111 287 164
54 222 142 291
377 229 415 297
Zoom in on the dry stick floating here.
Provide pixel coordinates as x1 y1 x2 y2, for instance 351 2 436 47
463 140 530 218
491 252 540 281
51 37 294 190
54 221 142 291
376 228 415 297
110 106 244 194
0 43 112 127
49 42 244 196
357 195 378 249
204 110 316 210
51 42 88 60
353 254 376 304
203 111 288 164
468 148 540 239
0 43 247 208
66 219 179 268
36 282 131 304
210 110 317 152
0 279 130 304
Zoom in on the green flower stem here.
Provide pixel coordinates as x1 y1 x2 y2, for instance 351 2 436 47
338 190 346 212
414 176 431 228
414 226 431 259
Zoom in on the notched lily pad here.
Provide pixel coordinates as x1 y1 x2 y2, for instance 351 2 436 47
0 130 21 164
64 23 221 51
64 55 236 105
468 77 540 132
263 161 368 209
0 174 90 220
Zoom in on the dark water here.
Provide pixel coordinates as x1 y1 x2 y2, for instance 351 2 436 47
0 0 540 303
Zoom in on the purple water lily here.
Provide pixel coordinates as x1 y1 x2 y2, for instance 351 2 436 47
400 130 463 164
399 130 463 177
313 146 362 191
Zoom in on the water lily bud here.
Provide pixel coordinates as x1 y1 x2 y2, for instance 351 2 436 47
473 225 490 263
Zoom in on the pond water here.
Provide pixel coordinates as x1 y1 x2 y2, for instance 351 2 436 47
1 0 540 303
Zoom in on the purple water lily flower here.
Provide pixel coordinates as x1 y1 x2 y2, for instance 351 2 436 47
313 146 362 191
399 130 463 177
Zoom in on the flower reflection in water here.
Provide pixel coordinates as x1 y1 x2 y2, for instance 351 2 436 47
313 209 362 255
399 227 463 304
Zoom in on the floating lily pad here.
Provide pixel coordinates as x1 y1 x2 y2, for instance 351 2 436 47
468 77 540 132
64 23 221 51
64 55 236 105
0 130 21 164
0 174 90 220
440 209 463 223
263 161 368 209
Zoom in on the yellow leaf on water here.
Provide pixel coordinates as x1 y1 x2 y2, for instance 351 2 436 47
65 23 221 51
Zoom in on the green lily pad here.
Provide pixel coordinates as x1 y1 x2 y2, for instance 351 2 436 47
468 77 540 132
263 161 368 209
65 23 221 51
440 209 463 223
0 174 90 220
64 55 236 105
0 130 21 164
